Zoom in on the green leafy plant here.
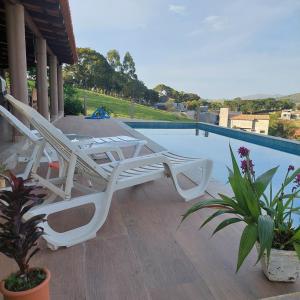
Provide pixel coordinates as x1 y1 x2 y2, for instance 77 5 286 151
64 98 84 115
0 173 47 292
263 165 300 252
181 145 300 272
0 161 7 174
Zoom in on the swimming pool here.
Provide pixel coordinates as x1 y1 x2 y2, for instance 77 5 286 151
136 128 300 190
137 127 300 229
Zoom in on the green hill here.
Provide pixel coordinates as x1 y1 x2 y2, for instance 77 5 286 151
77 89 191 121
153 84 200 101
278 93 300 103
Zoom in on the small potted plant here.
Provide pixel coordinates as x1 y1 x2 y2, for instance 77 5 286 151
181 145 300 282
0 173 50 299
0 162 7 188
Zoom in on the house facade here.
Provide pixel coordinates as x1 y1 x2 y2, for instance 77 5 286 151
230 114 270 134
281 110 300 120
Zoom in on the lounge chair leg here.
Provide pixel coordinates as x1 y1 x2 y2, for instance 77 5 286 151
24 189 116 249
165 159 213 201
47 243 59 251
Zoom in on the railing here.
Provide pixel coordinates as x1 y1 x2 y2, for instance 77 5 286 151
125 121 300 156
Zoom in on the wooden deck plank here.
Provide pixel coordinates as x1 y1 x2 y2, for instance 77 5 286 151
85 237 151 300
35 245 87 300
116 183 201 291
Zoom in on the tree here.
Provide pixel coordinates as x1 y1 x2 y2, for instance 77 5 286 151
165 99 175 111
122 52 137 79
63 48 113 91
185 100 200 110
107 49 121 71
144 89 159 104
122 79 146 99
209 101 223 111
269 113 297 139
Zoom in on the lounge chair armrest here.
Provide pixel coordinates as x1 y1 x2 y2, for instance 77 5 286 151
115 152 170 173
84 144 124 156
70 140 94 147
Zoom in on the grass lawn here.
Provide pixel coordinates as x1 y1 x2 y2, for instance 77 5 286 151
77 89 191 122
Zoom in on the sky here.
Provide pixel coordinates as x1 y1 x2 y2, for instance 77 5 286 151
69 0 300 99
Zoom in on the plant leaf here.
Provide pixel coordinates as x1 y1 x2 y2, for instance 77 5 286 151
181 199 230 224
253 167 278 198
236 223 258 272
256 215 274 263
293 243 300 260
200 209 239 229
291 228 300 242
212 218 242 236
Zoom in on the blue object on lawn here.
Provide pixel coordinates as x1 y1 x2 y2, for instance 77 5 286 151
85 106 110 119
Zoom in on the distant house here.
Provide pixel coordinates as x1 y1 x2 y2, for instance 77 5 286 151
154 103 167 110
158 89 169 104
230 114 270 135
281 110 300 120
173 102 186 112
160 90 168 96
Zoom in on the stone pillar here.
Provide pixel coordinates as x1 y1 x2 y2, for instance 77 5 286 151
57 64 64 117
49 55 58 120
36 37 49 119
219 107 229 127
5 1 28 126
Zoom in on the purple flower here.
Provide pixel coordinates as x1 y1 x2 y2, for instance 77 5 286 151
288 165 295 172
241 159 255 175
238 147 250 158
293 174 300 192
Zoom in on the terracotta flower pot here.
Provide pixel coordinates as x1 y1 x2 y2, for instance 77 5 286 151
0 268 50 300
0 178 6 189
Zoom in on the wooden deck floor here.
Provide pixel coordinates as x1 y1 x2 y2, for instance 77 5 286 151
1 116 300 300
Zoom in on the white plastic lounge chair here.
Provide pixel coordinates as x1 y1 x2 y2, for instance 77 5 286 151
4 93 213 250
0 104 146 179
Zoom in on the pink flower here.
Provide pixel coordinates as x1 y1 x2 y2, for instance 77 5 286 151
293 174 300 192
238 147 250 158
288 165 295 172
241 159 255 175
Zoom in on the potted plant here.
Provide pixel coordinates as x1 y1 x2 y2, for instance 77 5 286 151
181 146 300 282
0 173 50 299
0 162 7 188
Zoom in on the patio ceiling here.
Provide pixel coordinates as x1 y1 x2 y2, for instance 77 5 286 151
0 0 77 69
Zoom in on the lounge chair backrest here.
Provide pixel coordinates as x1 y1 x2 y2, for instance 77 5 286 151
6 96 110 181
0 105 39 142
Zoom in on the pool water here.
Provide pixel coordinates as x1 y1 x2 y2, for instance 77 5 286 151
138 129 300 223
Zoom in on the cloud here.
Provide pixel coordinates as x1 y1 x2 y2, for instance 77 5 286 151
169 4 186 15
203 15 227 31
188 15 228 36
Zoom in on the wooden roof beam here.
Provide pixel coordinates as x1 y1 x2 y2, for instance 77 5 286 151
22 0 57 10
24 8 55 57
